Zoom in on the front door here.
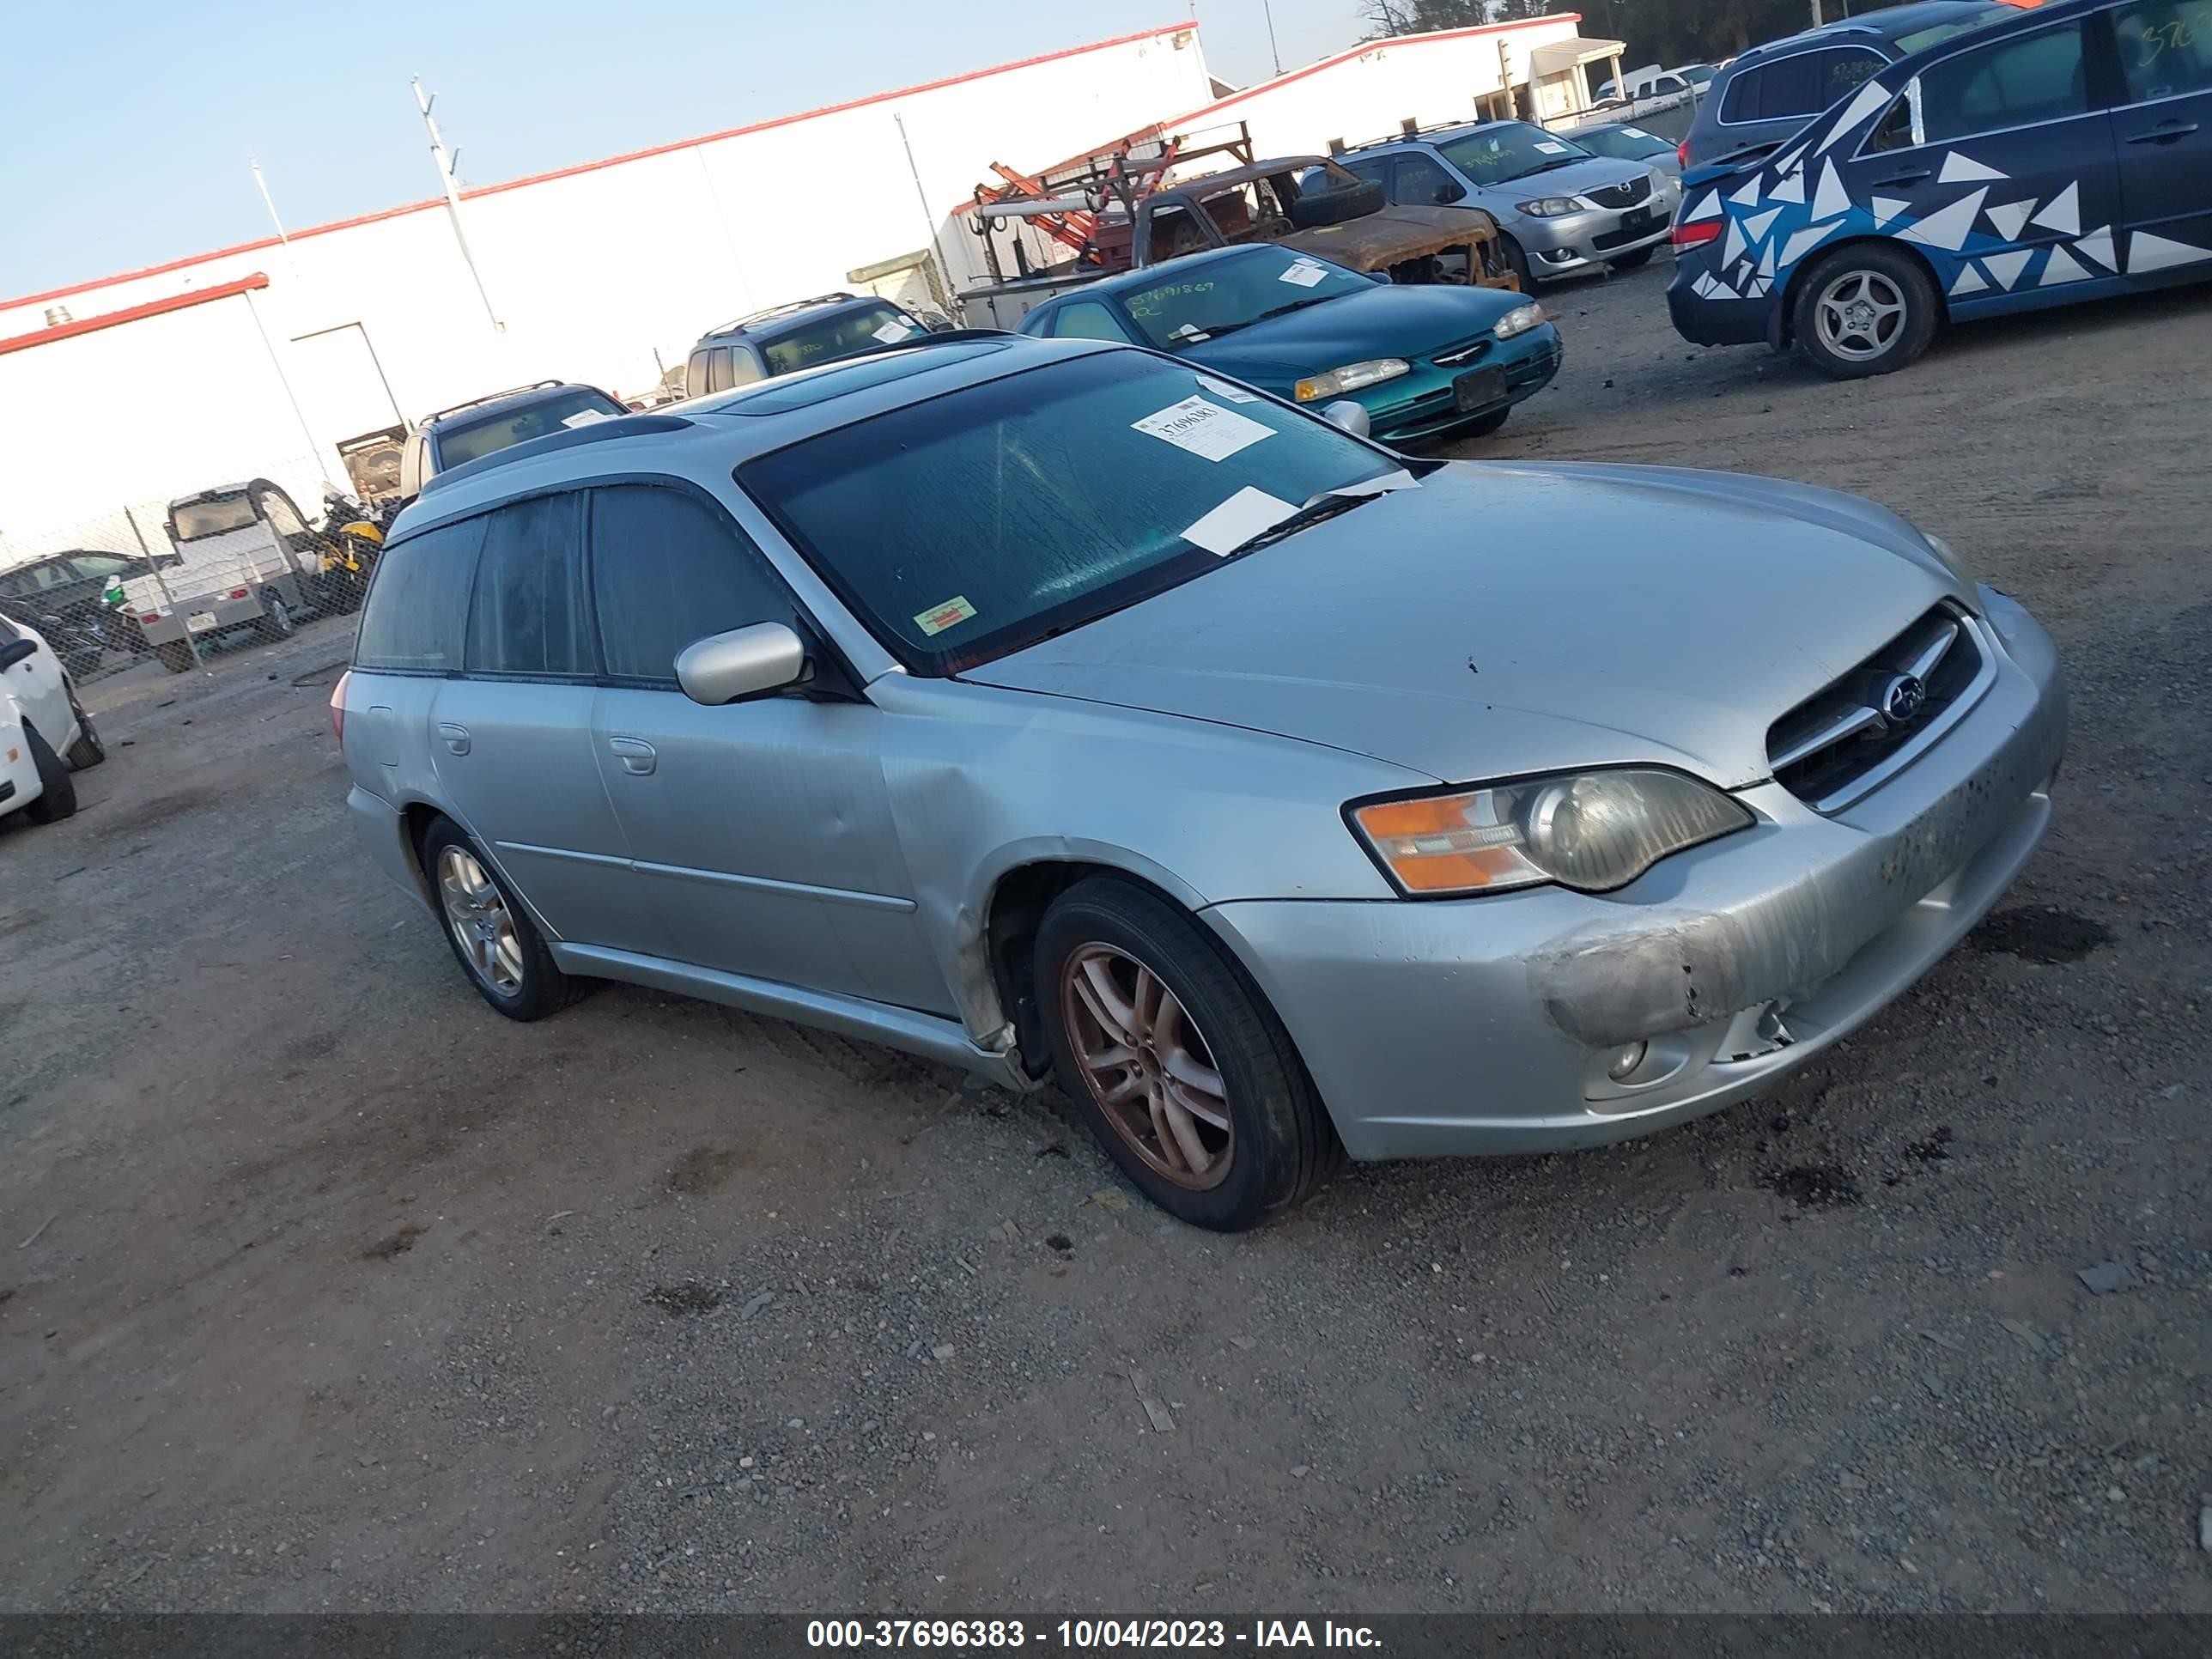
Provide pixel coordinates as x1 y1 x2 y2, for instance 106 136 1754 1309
582 482 950 1014
2106 0 2212 283
1841 15 2123 310
0 612 75 748
424 494 663 957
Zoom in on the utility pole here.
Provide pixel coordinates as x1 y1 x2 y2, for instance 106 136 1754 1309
1262 0 1283 76
249 157 307 296
413 77 503 332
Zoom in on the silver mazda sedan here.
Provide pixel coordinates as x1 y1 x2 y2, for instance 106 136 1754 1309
337 335 2065 1230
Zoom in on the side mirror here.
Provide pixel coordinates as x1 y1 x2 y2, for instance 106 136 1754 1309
0 638 37 672
925 312 957 333
1433 181 1467 204
1367 270 1393 285
676 622 808 706
1321 401 1371 438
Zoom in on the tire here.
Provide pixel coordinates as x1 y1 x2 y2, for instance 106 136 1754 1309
64 686 103 769
1498 234 1534 292
1288 177 1384 230
1607 246 1656 270
156 641 195 674
1033 877 1340 1231
1459 405 1511 439
419 817 583 1022
1791 242 1939 380
261 591 295 639
21 723 76 823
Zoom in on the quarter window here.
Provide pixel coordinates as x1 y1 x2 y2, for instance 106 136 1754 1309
1864 90 1917 151
2114 0 2212 100
1723 47 1884 121
354 516 487 672
465 493 592 677
1918 22 2088 141
588 484 803 682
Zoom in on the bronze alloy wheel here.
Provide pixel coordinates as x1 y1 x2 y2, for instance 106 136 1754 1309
1060 943 1233 1189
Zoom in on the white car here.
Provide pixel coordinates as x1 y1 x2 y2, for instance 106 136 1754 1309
0 611 104 826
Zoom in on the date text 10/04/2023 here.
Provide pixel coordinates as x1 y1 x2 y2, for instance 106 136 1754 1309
805 1620 1384 1649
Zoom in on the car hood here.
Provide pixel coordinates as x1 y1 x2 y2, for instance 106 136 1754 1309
1184 283 1529 386
1498 155 1658 200
965 462 1968 789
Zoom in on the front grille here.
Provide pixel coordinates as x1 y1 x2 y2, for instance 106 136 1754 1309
1590 217 1659 252
1766 605 1985 809
1583 175 1652 210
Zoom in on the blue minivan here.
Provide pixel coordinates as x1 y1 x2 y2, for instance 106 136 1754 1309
1668 0 2212 376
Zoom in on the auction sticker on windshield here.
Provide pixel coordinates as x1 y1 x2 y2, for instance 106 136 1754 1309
913 595 977 637
1196 374 1261 404
872 319 911 343
1181 486 1297 556
1279 259 1328 288
1132 397 1273 462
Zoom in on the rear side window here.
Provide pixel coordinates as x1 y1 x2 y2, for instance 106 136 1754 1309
707 347 735 394
588 484 803 682
2116 0 2212 99
355 516 487 672
685 349 712 398
1723 47 1882 120
1920 22 2089 141
466 493 592 677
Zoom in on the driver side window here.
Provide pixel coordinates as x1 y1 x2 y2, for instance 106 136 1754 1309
1863 90 1917 151
589 484 806 684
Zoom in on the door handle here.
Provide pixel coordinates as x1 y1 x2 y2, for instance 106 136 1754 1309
435 721 471 757
606 736 657 775
2125 120 2198 143
1871 167 1931 186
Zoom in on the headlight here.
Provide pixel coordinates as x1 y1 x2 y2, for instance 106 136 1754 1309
1348 769 1753 896
1517 196 1579 216
1293 358 1409 402
1921 531 1975 590
1493 301 1547 340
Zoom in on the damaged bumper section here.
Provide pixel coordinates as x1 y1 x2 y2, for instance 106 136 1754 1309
1201 589 2067 1162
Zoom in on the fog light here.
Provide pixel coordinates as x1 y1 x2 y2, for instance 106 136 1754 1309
1548 248 1577 261
1606 1041 1648 1081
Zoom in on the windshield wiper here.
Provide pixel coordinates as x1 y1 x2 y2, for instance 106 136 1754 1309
1217 489 1382 559
1511 156 1581 179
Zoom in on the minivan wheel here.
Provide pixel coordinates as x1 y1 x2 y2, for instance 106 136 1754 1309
1034 878 1340 1231
1793 244 1938 379
421 818 581 1021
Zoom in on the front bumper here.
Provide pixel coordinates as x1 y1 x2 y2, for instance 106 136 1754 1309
1522 200 1673 279
1201 589 2067 1161
1368 325 1565 443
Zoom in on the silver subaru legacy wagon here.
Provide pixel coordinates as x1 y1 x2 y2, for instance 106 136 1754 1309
337 334 2065 1230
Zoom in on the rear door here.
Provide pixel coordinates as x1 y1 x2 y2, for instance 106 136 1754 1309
426 492 663 955
1841 16 2122 307
2106 0 2212 282
585 481 949 1013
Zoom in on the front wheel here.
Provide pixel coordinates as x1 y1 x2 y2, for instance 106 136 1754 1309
1498 235 1534 292
1607 246 1656 270
1792 244 1939 379
1034 878 1340 1231
421 817 582 1021
1459 405 1511 439
64 686 103 769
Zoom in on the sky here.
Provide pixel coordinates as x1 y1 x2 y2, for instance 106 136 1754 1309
0 0 1373 301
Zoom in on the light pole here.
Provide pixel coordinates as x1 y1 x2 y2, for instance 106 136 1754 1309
413 77 503 332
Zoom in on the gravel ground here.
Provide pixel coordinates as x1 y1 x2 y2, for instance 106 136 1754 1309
2 261 2207 1615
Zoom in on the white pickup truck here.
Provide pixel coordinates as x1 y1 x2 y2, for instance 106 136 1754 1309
126 479 326 672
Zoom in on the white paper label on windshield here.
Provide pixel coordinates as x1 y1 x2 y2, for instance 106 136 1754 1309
1131 397 1273 463
1181 488 1297 556
913 594 976 637
1623 127 1653 139
1534 141 1570 154
1196 374 1261 404
1279 259 1328 288
872 319 912 343
562 409 611 428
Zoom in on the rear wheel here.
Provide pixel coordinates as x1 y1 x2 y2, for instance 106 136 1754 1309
64 686 103 769
21 724 76 823
1792 244 1939 379
1034 878 1340 1231
156 641 195 673
421 817 582 1021
261 592 295 639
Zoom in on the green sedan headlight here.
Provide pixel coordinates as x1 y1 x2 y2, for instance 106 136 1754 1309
1350 769 1753 896
1493 301 1547 340
1294 358 1410 402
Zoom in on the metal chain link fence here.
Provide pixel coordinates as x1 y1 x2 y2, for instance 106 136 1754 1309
0 453 386 688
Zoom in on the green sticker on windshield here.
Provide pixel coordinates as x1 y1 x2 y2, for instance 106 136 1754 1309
914 595 977 637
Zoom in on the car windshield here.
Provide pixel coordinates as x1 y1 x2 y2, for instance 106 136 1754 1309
1435 122 1593 185
170 495 257 541
1570 126 1673 162
738 350 1396 672
436 388 625 467
761 302 927 376
1114 248 1372 349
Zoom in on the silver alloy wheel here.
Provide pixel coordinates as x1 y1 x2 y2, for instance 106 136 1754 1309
1060 943 1234 1190
1814 269 1908 362
437 845 525 997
